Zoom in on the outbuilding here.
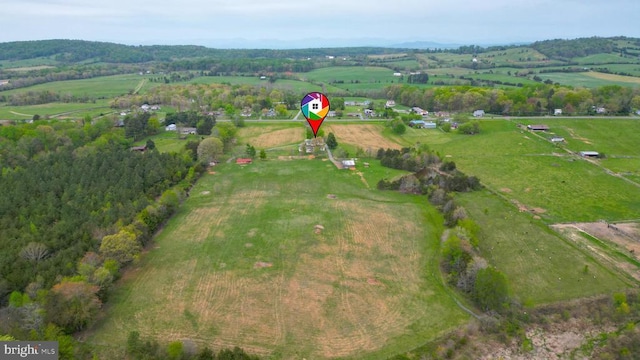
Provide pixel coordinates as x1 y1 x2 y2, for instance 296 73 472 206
527 124 550 131
579 151 600 158
342 159 356 169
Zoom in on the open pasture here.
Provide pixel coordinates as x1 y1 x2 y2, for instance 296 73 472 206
538 71 640 87
458 190 632 304
88 159 469 359
302 66 395 82
518 118 640 182
0 74 154 98
187 76 328 93
0 101 113 121
418 119 640 222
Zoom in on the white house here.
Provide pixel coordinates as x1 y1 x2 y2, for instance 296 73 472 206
165 124 177 131
473 110 485 117
554 109 563 116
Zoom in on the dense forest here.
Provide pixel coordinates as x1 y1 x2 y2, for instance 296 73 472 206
0 116 208 356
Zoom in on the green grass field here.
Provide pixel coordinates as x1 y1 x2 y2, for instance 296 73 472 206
457 190 632 304
428 120 640 222
88 159 469 359
329 119 640 223
0 74 155 98
0 100 113 121
301 66 399 86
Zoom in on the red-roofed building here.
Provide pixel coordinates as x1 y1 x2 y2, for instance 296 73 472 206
236 158 253 165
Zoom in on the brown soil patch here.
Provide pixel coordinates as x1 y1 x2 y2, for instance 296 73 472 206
239 127 303 148
478 317 616 359
356 171 370 188
531 207 546 213
323 124 401 150
253 261 273 269
327 194 337 199
552 222 640 281
565 127 593 145
500 187 512 193
587 71 640 84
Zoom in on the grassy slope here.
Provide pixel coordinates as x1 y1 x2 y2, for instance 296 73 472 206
88 159 469 359
458 190 632 304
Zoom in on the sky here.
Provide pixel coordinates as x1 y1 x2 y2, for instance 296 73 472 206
2 0 639 48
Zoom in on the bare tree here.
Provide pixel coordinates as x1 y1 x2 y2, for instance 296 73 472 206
20 242 49 262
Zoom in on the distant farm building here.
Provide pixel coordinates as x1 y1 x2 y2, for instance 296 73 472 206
527 124 550 131
236 158 253 165
411 107 429 116
554 109 563 116
579 151 600 158
342 159 356 169
393 72 402 77
385 100 396 108
165 124 177 131
180 127 197 135
550 137 565 143
299 138 325 153
473 110 485 117
409 120 436 129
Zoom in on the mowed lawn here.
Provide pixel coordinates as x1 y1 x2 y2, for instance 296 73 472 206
88 159 469 359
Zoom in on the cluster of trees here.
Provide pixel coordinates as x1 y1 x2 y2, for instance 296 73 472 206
110 83 301 116
376 147 440 173
4 90 97 106
165 110 216 135
531 37 618 59
0 119 203 356
0 65 128 93
385 83 640 115
126 331 260 360
375 145 506 314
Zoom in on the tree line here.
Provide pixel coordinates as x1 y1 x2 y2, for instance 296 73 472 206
385 83 640 115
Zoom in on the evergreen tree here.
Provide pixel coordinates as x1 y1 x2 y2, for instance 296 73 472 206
326 132 338 150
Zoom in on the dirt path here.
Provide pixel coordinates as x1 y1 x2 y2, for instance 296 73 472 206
325 147 343 169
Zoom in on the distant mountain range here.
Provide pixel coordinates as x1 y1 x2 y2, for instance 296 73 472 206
0 36 638 64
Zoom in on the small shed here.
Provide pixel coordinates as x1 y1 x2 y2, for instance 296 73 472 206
527 124 549 131
236 158 253 165
579 151 600 158
342 159 356 169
